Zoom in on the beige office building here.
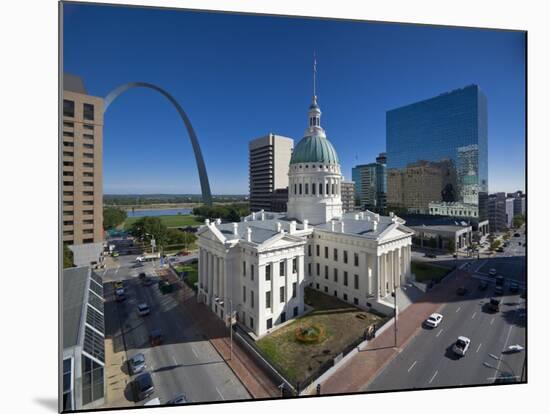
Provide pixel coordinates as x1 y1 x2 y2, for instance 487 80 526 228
62 74 104 265
249 133 294 212
341 181 355 212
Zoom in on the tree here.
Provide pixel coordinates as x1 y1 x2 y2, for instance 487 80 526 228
513 214 525 229
489 239 501 251
63 244 74 268
129 216 168 250
103 207 127 230
447 239 455 254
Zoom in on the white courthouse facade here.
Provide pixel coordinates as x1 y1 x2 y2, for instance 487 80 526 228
197 93 414 338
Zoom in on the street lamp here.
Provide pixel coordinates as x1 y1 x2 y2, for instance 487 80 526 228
214 296 234 360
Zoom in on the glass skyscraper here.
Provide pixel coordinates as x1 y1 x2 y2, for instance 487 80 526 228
386 84 488 220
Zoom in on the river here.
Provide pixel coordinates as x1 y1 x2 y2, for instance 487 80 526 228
126 208 192 217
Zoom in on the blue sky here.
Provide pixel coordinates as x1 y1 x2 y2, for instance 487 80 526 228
63 3 526 195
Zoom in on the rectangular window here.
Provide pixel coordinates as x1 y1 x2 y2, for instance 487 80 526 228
325 265 328 279
63 131 74 137
316 283 320 289
83 153 94 158
354 274 359 289
299 183 302 194
63 181 73 187
266 318 272 330
63 220 73 226
324 286 328 293
243 261 246 276
243 286 246 302
344 250 348 263
308 245 311 256
344 293 348 301
308 263 311 276
334 248 338 261
279 261 285 276
249 317 254 330
63 161 73 167
334 268 338 282
83 219 94 225
280 286 285 303
281 312 286 323
250 291 254 308
266 264 271 281
83 103 94 121
83 124 94 130
292 258 297 273
316 263 320 276
83 191 94 196
63 171 73 177
316 245 320 256
83 162 94 168
326 183 329 194
63 151 73 157
292 282 297 298
344 271 348 286
324 246 328 258
265 291 271 308
83 134 94 140
305 183 309 194
319 183 323 195
83 210 94 215
83 238 94 244
83 143 94 149
63 100 74 117
63 121 74 128
354 298 359 305
354 253 359 266
63 141 74 147
334 290 338 297
293 306 298 317
312 184 316 195
250 264 254 281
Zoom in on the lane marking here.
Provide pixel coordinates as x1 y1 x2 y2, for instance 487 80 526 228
490 317 495 325
191 347 199 358
173 356 178 365
407 361 417 373
471 312 477 319
216 387 225 400
476 343 482 353
456 307 461 313
436 329 443 337
429 370 438 384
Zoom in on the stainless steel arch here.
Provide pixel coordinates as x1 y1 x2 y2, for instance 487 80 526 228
104 82 212 206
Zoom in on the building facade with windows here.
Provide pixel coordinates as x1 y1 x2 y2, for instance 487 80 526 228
340 181 355 212
198 93 413 338
63 74 104 266
249 134 294 212
62 266 105 411
352 153 387 212
386 85 488 220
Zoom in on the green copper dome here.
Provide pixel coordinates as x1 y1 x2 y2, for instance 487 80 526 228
290 134 339 165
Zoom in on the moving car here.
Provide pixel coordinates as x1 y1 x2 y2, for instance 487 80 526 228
132 372 154 401
488 297 501 312
424 313 443 328
128 353 146 375
424 253 437 258
509 282 519 293
149 329 163 346
452 336 471 356
167 394 188 405
488 268 497 277
137 303 151 316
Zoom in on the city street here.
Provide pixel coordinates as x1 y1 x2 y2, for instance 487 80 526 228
103 252 250 406
367 274 526 391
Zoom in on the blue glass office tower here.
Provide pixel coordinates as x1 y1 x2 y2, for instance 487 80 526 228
386 85 488 220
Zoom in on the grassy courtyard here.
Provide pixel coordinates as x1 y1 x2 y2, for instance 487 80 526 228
174 262 198 289
256 288 387 385
124 214 202 229
411 261 452 283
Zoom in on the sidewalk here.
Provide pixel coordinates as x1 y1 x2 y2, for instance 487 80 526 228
162 268 280 399
319 268 471 394
104 335 131 407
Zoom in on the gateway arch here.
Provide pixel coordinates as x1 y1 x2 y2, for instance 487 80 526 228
104 82 212 206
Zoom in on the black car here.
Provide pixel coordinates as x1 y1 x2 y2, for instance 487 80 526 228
509 282 519 293
514 233 520 237
496 247 504 253
133 372 154 401
495 286 504 296
456 287 468 296
479 281 489 291
425 253 437 259
488 297 501 312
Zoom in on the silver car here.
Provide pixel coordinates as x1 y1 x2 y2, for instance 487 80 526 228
128 353 146 375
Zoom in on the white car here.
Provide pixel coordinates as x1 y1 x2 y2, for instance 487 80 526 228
488 268 497 276
452 336 471 356
424 313 443 328
137 303 150 316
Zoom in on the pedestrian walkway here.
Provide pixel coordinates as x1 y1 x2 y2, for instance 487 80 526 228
319 268 471 394
162 268 280 399
104 337 131 408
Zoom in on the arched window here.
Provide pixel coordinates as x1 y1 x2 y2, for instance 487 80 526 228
326 183 330 195
319 183 323 195
312 183 316 195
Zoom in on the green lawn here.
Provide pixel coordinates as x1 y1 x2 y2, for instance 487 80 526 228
124 214 202 229
411 261 452 283
256 288 387 385
174 263 198 289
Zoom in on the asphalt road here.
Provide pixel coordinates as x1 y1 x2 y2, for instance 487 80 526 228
367 275 526 392
103 253 250 406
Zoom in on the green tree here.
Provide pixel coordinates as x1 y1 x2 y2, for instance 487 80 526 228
129 216 168 250
513 214 525 229
489 239 501 251
103 207 127 230
63 244 74 268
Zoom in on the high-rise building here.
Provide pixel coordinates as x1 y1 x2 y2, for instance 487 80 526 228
340 181 355 212
352 152 386 212
488 192 509 232
249 134 293 212
386 85 488 219
62 74 105 266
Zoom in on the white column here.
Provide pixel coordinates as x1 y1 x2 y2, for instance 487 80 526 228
297 254 305 313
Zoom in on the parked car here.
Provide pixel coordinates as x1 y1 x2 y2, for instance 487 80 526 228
488 297 501 312
495 275 505 286
425 253 437 258
509 282 519 293
514 233 520 237
115 288 126 302
478 281 489 291
132 372 154 401
167 394 188 405
495 286 504 296
452 336 471 356
112 251 120 257
138 272 147 280
128 353 146 375
424 313 443 328
456 287 468 296
137 303 150 316
496 247 504 253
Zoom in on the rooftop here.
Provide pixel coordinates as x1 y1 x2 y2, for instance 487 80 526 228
63 73 87 94
63 266 89 349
